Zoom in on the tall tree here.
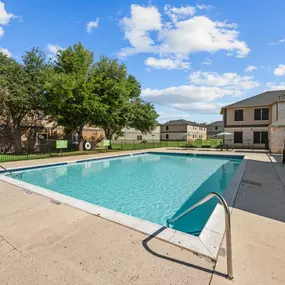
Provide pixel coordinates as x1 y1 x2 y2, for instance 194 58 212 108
0 49 46 153
90 56 158 148
129 99 158 134
44 42 105 150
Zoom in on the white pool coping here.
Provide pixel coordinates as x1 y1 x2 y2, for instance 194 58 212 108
0 151 247 261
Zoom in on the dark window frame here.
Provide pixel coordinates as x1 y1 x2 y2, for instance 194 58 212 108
137 135 142 141
166 134 169 139
234 132 243 143
234 109 244 121
253 131 268 144
166 126 169 130
254 108 269 121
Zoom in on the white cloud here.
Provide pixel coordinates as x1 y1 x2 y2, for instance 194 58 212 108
164 5 196 22
164 4 214 23
203 58 212 65
119 5 250 59
189 71 260 89
196 4 214 10
47 44 64 56
142 85 231 103
142 84 233 114
145 56 190 70
158 16 249 57
266 82 285 90
0 1 15 25
171 102 225 113
0 47 12 57
119 5 162 57
0 1 16 37
269 38 285 46
158 112 192 122
86 18 99 33
245 65 257 72
274 64 285 76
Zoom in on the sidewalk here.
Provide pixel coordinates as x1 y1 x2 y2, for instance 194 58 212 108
211 154 285 285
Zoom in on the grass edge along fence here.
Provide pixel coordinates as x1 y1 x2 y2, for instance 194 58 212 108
0 139 222 163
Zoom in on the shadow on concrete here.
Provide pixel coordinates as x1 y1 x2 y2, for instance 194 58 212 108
234 156 285 223
141 226 227 279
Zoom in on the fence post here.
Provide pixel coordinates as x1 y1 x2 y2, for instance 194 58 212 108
26 140 29 160
133 140 135 150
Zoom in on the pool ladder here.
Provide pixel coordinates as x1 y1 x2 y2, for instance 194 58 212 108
0 165 22 178
167 192 233 280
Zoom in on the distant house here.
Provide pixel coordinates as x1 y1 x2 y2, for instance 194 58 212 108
221 90 285 152
161 119 207 141
114 126 161 142
207 121 224 138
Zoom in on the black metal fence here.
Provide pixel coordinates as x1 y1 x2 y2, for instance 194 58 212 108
0 137 268 163
0 138 101 162
224 139 269 150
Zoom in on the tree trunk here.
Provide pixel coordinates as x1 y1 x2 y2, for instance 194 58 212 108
12 125 22 153
104 128 113 149
107 135 112 149
78 125 84 151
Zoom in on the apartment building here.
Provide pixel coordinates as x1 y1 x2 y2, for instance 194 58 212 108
221 90 285 152
206 121 224 138
114 126 161 141
161 119 207 141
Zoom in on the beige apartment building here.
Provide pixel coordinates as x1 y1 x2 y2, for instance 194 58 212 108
206 121 224 138
161 119 207 141
221 90 285 152
114 126 161 141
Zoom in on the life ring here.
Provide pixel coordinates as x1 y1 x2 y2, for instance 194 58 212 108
85 141 91 150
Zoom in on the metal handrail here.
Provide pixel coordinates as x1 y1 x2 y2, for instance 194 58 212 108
167 192 233 280
0 165 22 178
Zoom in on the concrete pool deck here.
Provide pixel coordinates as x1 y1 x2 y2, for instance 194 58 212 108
0 149 285 284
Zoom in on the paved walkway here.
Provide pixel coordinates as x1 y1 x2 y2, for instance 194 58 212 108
212 154 285 285
1 149 285 284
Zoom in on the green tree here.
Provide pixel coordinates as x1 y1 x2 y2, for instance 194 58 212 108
90 56 158 148
44 42 105 150
129 99 158 134
0 49 46 153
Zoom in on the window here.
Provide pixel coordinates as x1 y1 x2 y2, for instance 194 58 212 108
215 126 218 130
166 134 169 139
199 135 203 139
137 135 142 140
193 135 196 139
234 110 243 121
253 131 268 144
234 132 243 143
254 108 269 120
166 126 169 130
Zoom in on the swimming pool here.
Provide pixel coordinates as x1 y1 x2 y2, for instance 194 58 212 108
11 152 242 236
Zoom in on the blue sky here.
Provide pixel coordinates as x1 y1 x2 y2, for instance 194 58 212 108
1 0 285 123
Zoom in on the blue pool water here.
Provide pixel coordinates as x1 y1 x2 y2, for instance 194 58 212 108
16 153 242 235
